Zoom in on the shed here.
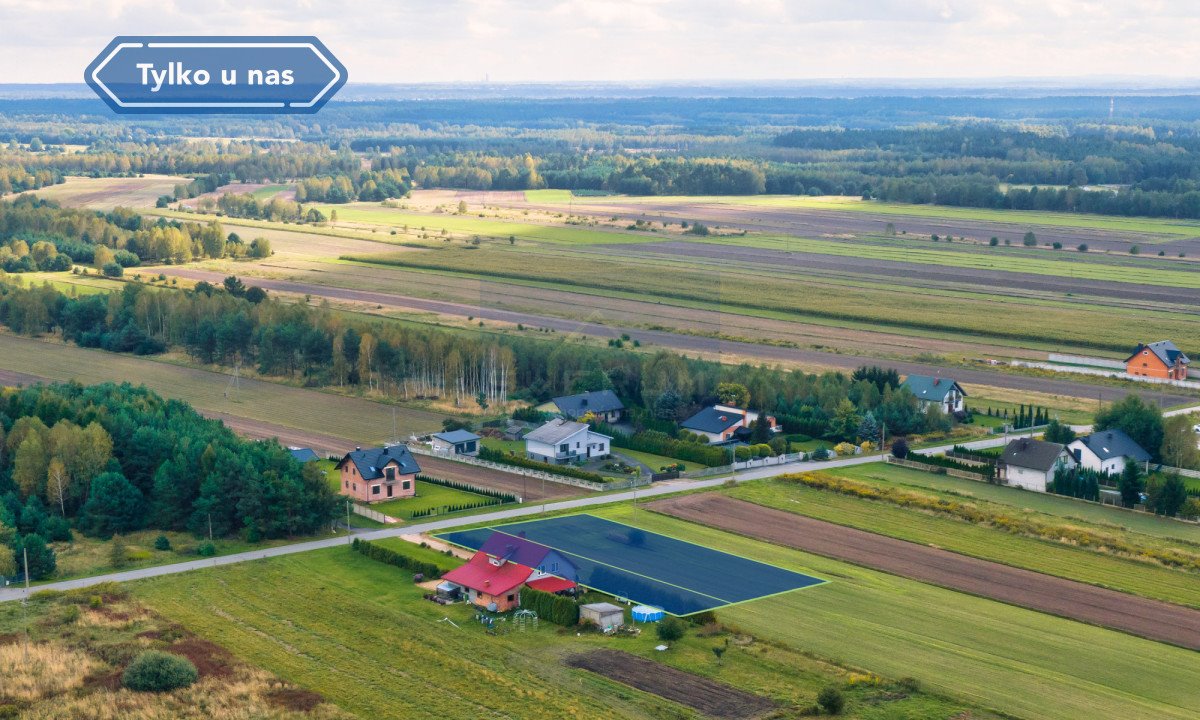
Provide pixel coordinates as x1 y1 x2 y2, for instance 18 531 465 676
580 602 625 630
631 605 664 623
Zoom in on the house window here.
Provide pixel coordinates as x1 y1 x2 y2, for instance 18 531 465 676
371 485 381 495
550 562 558 573
386 467 395 480
507 594 515 602
352 483 357 492
343 480 348 488
559 443 569 454
402 480 411 490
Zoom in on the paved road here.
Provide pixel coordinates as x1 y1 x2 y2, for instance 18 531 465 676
3 401 1195 603
161 267 1195 407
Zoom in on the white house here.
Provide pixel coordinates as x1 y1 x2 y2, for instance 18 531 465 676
900 375 966 415
680 405 779 445
999 437 1074 492
524 419 611 464
1068 429 1151 475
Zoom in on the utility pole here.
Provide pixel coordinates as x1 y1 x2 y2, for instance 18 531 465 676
22 547 30 661
207 513 213 542
346 500 351 540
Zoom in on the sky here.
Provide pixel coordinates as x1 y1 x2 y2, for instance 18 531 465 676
2 0 1200 84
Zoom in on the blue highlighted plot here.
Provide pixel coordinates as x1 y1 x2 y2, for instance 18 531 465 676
438 514 825 616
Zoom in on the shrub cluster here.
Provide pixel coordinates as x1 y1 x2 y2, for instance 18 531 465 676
122 651 198 692
781 472 1200 572
477 446 608 483
520 586 580 625
351 538 448 578
597 426 727 466
416 474 517 502
905 452 995 481
408 499 501 518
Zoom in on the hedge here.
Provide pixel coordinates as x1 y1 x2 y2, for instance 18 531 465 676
909 452 995 481
478 446 609 483
409 499 500 519
521 586 580 625
351 538 449 578
417 474 517 502
596 426 726 467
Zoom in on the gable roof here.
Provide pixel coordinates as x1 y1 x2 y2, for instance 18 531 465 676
681 406 747 434
478 532 559 569
1125 340 1189 367
1072 429 1151 463
432 429 480 444
552 389 625 418
335 445 421 480
1001 438 1066 472
901 375 966 402
524 418 592 445
287 447 319 463
440 551 532 596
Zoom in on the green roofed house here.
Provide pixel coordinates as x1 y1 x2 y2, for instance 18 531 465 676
900 374 966 416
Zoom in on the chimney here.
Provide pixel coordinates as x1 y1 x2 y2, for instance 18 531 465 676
355 446 361 451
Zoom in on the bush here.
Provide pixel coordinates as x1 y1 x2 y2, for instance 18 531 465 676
122 651 198 692
102 261 124 277
656 616 686 642
817 685 845 715
522 586 579 625
154 534 171 551
890 438 909 459
196 541 216 557
597 425 727 467
477 446 608 483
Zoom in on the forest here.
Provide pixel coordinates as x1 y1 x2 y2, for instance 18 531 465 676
0 382 337 579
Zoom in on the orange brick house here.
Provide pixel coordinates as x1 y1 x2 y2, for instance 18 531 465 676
334 445 420 503
1125 341 1190 381
439 551 532 612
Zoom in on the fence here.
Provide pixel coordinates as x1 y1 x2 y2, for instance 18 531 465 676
1047 353 1124 370
885 455 990 482
944 451 996 466
1012 360 1200 390
682 451 809 479
351 503 395 524
407 442 649 492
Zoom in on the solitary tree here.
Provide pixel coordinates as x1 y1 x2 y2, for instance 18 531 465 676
1147 474 1188 517
1118 459 1144 508
1023 231 1037 246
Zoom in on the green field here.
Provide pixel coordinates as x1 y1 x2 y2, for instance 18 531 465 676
133 543 983 720
726 477 1200 607
132 504 1200 720
833 462 1200 545
0 333 445 444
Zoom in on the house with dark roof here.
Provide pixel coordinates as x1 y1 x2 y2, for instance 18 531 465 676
1125 341 1190 381
439 551 532 613
680 405 778 444
900 375 966 415
478 532 579 586
431 429 480 457
287 447 320 464
524 419 611 464
334 444 421 503
1067 430 1151 475
552 389 625 423
999 438 1074 492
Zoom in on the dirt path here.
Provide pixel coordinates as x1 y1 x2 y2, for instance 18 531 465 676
567 649 776 719
648 494 1200 651
0 368 43 386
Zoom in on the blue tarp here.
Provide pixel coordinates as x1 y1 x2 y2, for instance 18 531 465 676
438 514 825 616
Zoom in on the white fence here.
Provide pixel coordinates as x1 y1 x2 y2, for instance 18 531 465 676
683 451 810 478
1047 353 1124 370
1011 360 1200 390
407 442 649 492
352 504 395 524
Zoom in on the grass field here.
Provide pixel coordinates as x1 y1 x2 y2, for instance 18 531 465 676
0 333 445 445
592 505 1200 720
133 544 984 719
25 174 190 210
833 462 1200 545
563 193 1200 238
726 477 1200 608
130 505 1200 720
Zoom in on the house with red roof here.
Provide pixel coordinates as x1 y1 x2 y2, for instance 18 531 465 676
439 551 533 612
478 532 578 589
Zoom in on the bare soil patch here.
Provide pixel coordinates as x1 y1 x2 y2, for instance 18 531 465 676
650 493 1200 651
567 649 776 719
265 686 326 712
168 638 236 678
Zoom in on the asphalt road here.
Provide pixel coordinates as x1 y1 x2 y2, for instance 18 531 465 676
161 267 1195 407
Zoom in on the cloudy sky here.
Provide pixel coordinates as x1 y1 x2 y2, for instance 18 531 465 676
1 0 1199 84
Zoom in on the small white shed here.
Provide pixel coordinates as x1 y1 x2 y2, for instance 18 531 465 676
580 602 625 630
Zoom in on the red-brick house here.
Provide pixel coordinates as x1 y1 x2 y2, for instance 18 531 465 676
440 551 532 612
334 445 421 503
1125 341 1190 380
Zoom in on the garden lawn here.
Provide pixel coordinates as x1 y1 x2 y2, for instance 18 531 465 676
368 482 500 519
611 447 688 472
726 478 1200 608
588 504 1200 720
